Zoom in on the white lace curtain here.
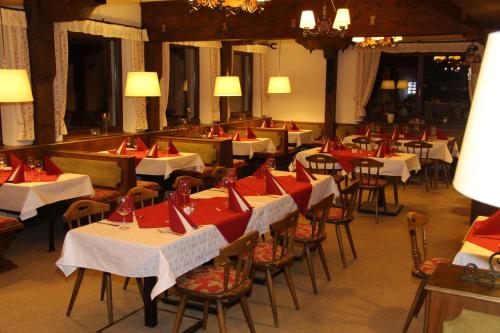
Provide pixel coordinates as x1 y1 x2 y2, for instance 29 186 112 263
53 20 148 139
159 42 169 129
354 50 381 120
0 8 34 144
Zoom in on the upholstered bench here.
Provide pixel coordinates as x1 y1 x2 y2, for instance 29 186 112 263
0 216 24 273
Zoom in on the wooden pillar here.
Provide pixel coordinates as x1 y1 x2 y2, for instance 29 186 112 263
416 55 425 117
145 41 163 131
324 49 338 138
219 42 233 123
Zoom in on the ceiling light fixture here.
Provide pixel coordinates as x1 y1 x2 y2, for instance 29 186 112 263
268 41 291 94
188 0 267 16
300 0 350 38
352 36 403 48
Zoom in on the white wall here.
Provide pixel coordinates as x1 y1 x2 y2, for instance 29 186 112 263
198 48 214 124
336 48 358 124
267 41 326 122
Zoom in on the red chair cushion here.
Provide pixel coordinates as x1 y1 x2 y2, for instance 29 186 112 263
419 257 451 275
360 178 388 186
253 242 282 263
176 265 237 295
137 180 161 191
0 216 22 231
327 207 343 220
294 223 320 240
91 187 122 203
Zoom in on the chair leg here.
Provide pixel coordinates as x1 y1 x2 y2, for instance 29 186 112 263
66 268 85 317
424 167 429 192
403 279 427 332
317 242 331 281
123 277 130 290
357 189 363 210
442 161 450 188
240 295 256 333
303 244 318 294
172 293 188 333
344 223 357 259
335 224 347 268
283 266 300 310
104 272 113 325
374 190 379 224
100 272 106 301
265 268 279 328
215 299 228 333
202 300 210 329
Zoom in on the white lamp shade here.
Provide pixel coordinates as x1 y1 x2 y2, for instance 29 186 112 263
371 37 384 41
300 10 316 29
333 8 350 30
352 37 365 43
125 71 161 97
214 76 242 96
0 69 33 103
268 76 291 94
393 36 403 42
453 31 500 208
380 80 396 90
396 80 408 89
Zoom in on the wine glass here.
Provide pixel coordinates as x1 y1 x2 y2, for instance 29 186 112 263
227 167 237 183
116 196 133 230
178 178 191 206
267 158 276 173
27 156 35 178
0 154 6 175
35 160 43 180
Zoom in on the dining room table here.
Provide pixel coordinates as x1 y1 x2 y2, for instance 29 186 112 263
231 137 277 158
290 146 421 215
288 129 314 148
101 148 205 179
56 170 339 328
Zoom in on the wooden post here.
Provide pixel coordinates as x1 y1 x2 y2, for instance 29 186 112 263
324 49 338 138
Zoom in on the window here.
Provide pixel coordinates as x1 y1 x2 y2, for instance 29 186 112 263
66 32 122 133
229 52 253 119
167 46 199 126
407 81 417 95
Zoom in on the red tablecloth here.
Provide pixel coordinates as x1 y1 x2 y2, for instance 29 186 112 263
330 149 374 173
0 171 59 185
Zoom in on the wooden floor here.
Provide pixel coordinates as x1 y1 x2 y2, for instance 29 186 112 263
0 182 471 333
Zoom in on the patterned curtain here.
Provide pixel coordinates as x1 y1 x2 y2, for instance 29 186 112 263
132 41 148 130
260 52 269 116
210 48 221 122
0 8 34 144
354 50 381 120
53 23 69 140
159 42 169 129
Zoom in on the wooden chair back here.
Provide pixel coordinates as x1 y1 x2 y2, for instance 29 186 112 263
352 136 373 150
172 176 204 192
212 166 228 185
305 154 338 176
127 187 158 208
63 200 110 230
404 141 433 160
309 193 335 240
269 210 299 261
337 181 359 220
446 138 456 159
217 231 259 293
351 158 384 188
407 212 429 276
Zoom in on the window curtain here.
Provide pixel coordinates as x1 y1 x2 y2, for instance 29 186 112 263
159 42 169 129
0 8 34 144
354 50 381 120
53 20 148 139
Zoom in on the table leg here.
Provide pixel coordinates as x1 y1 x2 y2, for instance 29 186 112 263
143 276 158 327
393 177 399 206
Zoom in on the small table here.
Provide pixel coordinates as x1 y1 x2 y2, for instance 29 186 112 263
425 264 500 333
232 138 276 159
288 129 314 147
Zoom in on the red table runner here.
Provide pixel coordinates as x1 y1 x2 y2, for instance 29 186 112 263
330 149 374 173
0 171 59 185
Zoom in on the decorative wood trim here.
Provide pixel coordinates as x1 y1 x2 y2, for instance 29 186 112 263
324 49 337 138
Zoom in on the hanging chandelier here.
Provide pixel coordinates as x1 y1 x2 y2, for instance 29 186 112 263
188 0 267 15
352 36 403 48
299 0 350 38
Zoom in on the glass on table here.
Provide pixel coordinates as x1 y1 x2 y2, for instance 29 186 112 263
227 167 237 182
0 153 6 173
266 158 277 172
116 196 133 230
26 156 35 177
34 160 43 180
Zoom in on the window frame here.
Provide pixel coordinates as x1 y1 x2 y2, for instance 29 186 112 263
230 51 253 120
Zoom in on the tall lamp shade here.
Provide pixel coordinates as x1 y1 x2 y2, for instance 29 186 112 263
125 71 161 97
0 68 33 102
268 76 291 94
214 76 242 96
380 80 396 90
453 31 500 208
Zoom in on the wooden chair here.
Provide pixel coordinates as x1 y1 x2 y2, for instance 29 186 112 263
293 193 335 294
351 158 387 224
252 210 300 327
404 141 434 191
325 181 359 268
126 186 158 208
173 231 259 333
352 136 373 150
305 153 344 185
403 212 451 332
172 175 204 193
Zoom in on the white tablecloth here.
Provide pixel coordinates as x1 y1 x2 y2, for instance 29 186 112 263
56 171 338 299
232 138 276 159
288 130 314 147
343 135 459 163
290 147 421 182
135 152 205 179
0 173 94 220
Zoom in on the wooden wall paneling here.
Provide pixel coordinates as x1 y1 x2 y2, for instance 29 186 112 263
323 49 338 138
145 41 163 131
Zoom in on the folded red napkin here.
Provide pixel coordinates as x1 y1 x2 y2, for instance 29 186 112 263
207 126 214 138
319 139 330 153
108 210 133 222
260 120 266 128
473 210 500 237
10 154 30 171
228 184 252 213
375 141 389 158
420 129 429 141
290 121 300 131
264 167 287 195
252 165 266 178
43 156 63 175
169 200 196 234
116 139 128 155
282 122 288 130
269 120 275 128
295 160 317 182
146 143 159 158
232 130 241 141
7 162 25 184
168 139 179 154
218 126 228 138
390 128 398 140
246 128 257 139
135 137 149 151
436 129 448 140
364 128 371 137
